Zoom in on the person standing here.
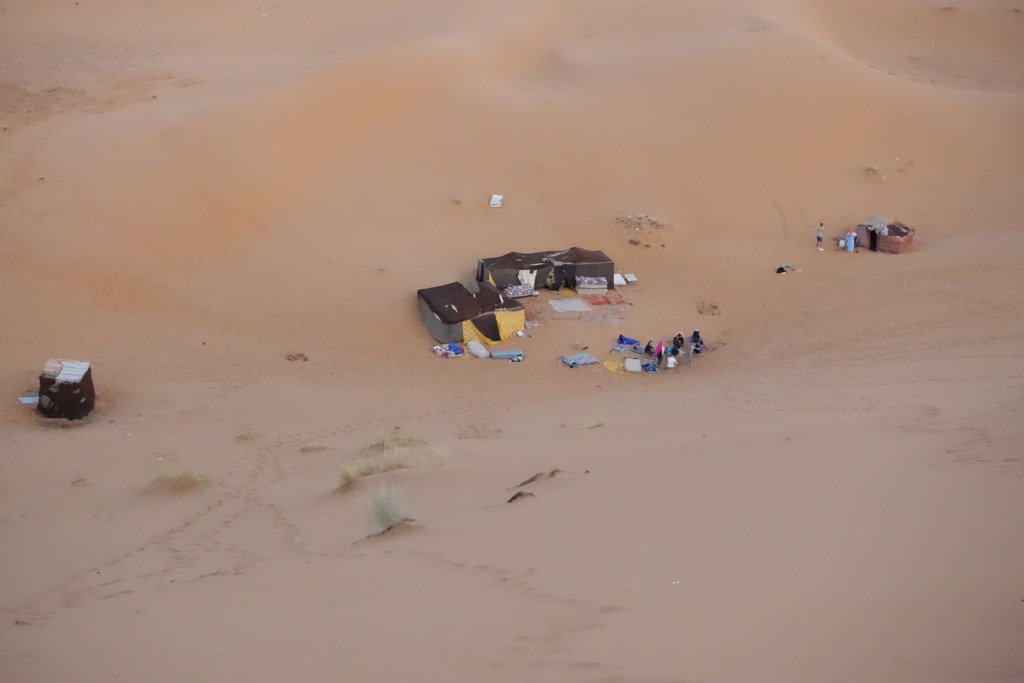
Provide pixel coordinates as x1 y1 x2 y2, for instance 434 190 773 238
846 228 857 253
666 354 677 371
816 222 825 251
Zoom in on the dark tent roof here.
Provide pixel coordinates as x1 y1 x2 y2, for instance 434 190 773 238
546 247 612 265
479 247 612 269
416 282 522 325
478 251 558 270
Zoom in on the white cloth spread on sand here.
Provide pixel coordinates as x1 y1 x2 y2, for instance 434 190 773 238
549 297 591 313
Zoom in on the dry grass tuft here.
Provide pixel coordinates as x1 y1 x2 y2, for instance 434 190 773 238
337 466 358 492
337 446 442 491
337 428 444 492
149 470 209 492
365 427 427 453
365 484 414 534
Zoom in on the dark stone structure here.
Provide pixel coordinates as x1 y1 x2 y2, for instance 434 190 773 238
38 359 95 420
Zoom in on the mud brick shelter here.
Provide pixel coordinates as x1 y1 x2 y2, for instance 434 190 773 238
856 217 917 254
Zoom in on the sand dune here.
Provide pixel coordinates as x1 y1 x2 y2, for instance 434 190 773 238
2 1 1023 681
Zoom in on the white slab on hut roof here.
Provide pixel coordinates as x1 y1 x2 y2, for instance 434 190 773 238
489 194 504 208
42 359 90 384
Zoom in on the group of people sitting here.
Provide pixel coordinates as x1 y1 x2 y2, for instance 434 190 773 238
639 330 705 370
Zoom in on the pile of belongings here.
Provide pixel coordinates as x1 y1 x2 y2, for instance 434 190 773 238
490 349 525 362
433 343 464 358
503 283 537 298
612 334 641 355
575 275 608 295
558 352 599 368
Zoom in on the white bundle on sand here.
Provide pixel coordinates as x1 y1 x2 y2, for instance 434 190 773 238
467 340 490 358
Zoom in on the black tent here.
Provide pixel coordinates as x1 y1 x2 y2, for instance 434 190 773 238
416 281 525 343
546 247 615 290
477 251 557 290
477 247 614 292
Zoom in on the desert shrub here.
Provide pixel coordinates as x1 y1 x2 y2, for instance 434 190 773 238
337 467 358 492
149 470 209 492
365 427 427 453
336 444 444 492
366 484 414 533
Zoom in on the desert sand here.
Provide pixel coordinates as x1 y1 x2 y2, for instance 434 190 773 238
2 1 1023 681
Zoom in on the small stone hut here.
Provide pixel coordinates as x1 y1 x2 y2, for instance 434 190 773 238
38 359 95 419
856 217 916 254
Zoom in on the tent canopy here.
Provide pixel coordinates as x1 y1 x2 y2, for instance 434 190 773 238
477 246 615 290
416 281 521 324
546 247 612 266
478 251 557 271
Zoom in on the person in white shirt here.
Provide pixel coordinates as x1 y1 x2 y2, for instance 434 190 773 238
666 355 678 370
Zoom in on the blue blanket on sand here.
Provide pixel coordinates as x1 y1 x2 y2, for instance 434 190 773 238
617 334 639 345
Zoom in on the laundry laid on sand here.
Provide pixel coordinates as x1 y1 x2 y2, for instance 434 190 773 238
490 349 524 362
583 291 627 306
558 353 599 368
548 297 592 313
